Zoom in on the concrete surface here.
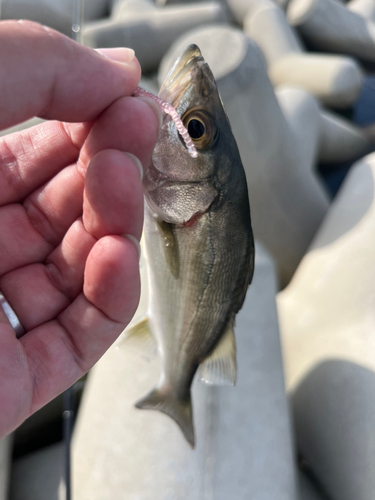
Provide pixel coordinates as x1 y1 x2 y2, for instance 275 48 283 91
278 152 375 389
293 360 375 500
244 0 363 108
348 0 375 22
318 110 372 164
288 0 375 62
0 0 108 36
83 1 227 73
275 86 371 164
72 242 298 499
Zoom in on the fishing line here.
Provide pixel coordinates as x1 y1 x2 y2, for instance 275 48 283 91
63 388 74 500
72 0 84 44
63 6 85 500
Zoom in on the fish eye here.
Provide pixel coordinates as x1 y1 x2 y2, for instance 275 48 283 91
182 109 216 150
187 119 205 139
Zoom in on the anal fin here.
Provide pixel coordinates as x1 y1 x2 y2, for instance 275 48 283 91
198 319 237 386
121 317 157 361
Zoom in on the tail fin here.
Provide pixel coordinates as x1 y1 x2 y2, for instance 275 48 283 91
135 388 195 448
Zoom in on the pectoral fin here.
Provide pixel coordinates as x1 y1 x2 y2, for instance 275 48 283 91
157 220 179 279
121 317 157 361
198 320 237 386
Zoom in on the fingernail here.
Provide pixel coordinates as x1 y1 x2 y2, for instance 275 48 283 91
135 96 163 131
96 47 135 63
123 234 141 261
125 152 143 180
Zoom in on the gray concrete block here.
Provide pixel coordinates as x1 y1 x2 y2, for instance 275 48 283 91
317 110 371 164
9 442 65 500
244 0 363 108
293 360 375 500
225 0 257 23
72 243 298 499
275 86 370 165
278 152 375 389
275 86 321 168
278 153 375 495
0 0 108 37
288 0 375 63
83 2 228 73
348 0 375 22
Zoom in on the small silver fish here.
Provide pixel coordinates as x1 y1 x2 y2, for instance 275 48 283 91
126 45 254 448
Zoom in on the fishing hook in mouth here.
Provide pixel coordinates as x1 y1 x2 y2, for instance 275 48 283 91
132 87 198 159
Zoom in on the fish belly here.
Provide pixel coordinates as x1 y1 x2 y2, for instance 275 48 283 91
138 202 250 447
145 205 244 392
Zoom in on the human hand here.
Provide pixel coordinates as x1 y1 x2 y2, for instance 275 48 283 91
0 20 161 439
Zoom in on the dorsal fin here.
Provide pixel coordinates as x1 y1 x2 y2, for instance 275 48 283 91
198 320 237 386
121 317 157 361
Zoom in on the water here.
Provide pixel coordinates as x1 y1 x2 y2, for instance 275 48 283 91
319 75 375 197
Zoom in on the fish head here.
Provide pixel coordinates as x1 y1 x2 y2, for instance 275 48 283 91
143 44 245 225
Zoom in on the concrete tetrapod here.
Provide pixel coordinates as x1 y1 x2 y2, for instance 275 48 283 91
278 152 375 390
72 243 298 500
158 0 257 21
225 0 261 23
274 86 320 168
275 86 372 164
287 0 375 63
111 0 155 17
82 1 227 73
348 0 375 23
243 0 363 108
156 0 238 24
293 360 375 500
224 0 295 23
159 25 329 286
317 110 372 164
0 0 108 37
0 436 12 500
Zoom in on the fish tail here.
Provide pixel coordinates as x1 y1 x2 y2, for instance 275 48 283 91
135 388 195 448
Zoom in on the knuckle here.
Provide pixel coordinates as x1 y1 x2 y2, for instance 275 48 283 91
0 137 26 200
23 196 60 247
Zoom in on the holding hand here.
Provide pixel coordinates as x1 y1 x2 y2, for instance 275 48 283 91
0 20 160 439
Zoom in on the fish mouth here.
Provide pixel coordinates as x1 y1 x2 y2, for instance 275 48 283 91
159 44 205 105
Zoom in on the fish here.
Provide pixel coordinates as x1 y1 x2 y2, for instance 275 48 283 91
125 44 255 448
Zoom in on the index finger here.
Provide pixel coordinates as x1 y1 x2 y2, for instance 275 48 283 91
0 20 141 130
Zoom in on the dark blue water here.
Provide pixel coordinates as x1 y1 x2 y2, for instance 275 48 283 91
319 76 375 198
